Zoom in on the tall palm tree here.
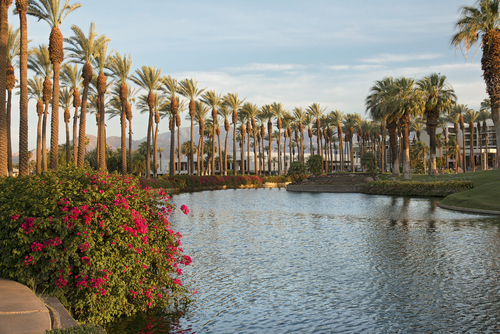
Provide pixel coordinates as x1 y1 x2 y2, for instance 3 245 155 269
14 0 29 175
261 104 273 174
223 92 245 175
218 103 232 175
448 106 465 172
329 110 345 172
416 73 456 175
306 103 327 170
479 102 491 169
437 116 450 169
179 78 205 175
64 22 104 167
194 101 209 175
60 63 82 163
201 90 222 175
292 107 307 163
109 52 132 175
6 25 19 175
28 76 44 174
59 87 72 164
271 102 286 175
131 66 162 178
28 44 52 172
281 114 293 174
173 98 187 175
0 0 13 176
464 108 480 171
388 77 424 180
242 102 261 174
452 0 500 179
27 0 81 170
162 75 179 176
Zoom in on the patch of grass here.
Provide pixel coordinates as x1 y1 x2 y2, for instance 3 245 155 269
440 181 500 212
410 169 499 187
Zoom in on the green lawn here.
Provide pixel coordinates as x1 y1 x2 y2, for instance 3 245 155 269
410 169 499 187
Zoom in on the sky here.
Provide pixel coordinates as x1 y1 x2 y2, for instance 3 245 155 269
9 0 487 152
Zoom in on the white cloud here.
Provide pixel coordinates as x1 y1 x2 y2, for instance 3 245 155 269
327 65 350 71
362 53 443 64
224 63 308 72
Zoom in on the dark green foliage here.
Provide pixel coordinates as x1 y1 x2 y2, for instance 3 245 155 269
0 166 192 324
46 324 107 334
140 175 264 191
361 152 377 175
287 161 307 176
306 155 323 175
362 180 476 197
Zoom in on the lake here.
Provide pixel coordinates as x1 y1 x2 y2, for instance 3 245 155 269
108 188 500 333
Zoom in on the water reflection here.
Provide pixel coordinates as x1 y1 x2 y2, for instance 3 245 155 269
109 189 500 333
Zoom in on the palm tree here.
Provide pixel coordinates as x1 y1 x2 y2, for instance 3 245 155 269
281 114 293 174
306 103 327 171
181 140 197 173
271 102 286 175
447 135 460 172
28 76 44 174
479 100 491 168
59 87 72 165
218 103 232 175
194 101 209 175
437 116 450 169
452 0 500 179
0 0 13 176
60 63 82 163
28 44 52 172
242 102 261 175
329 110 345 172
64 22 104 167
448 106 465 171
261 104 273 175
6 25 19 175
366 77 398 176
157 146 164 172
464 108 480 171
174 98 187 175
179 78 205 175
201 90 222 175
162 75 179 176
388 77 424 180
131 66 162 178
223 92 245 175
416 73 456 175
292 107 307 163
27 0 81 170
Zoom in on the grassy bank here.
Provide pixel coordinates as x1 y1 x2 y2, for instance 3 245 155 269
362 180 476 197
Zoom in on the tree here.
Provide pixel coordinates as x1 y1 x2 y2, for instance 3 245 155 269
59 87 72 165
448 105 466 171
218 103 231 175
179 78 205 175
271 102 286 175
201 90 222 176
464 108 480 171
28 44 52 172
6 25 19 175
27 0 81 170
131 66 162 178
109 52 132 175
60 63 82 163
261 104 273 175
64 22 104 168
292 107 307 164
0 0 13 176
27 76 44 174
242 102 261 176
329 110 345 172
306 103 327 172
452 0 500 180
194 101 209 175
416 73 456 175
162 75 179 176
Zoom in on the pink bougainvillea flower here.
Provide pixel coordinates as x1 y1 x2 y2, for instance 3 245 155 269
180 205 189 215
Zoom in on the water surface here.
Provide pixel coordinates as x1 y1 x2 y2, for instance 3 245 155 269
110 189 500 333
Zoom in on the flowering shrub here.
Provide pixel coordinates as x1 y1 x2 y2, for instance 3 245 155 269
0 166 191 324
362 180 476 197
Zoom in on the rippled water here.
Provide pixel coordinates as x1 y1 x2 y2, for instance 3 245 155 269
109 189 500 333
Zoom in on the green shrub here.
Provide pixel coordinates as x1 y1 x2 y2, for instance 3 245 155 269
0 166 192 324
263 175 290 183
287 161 307 176
362 180 476 197
361 152 377 175
306 155 323 175
46 324 107 334
140 175 263 191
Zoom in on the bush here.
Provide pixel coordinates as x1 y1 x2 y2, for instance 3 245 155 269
0 166 192 324
46 324 107 334
287 161 307 176
262 175 290 183
361 152 377 175
140 175 263 192
306 155 323 175
361 180 476 197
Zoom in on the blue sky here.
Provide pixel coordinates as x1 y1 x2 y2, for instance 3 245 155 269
10 0 487 151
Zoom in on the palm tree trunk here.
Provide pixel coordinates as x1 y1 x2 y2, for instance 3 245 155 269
42 101 49 172
0 2 9 176
212 111 216 176
78 63 92 168
268 131 272 176
388 121 400 177
218 133 222 174
50 62 61 170
128 119 133 175
7 89 12 175
65 122 70 164
470 124 475 172
146 109 152 177
169 115 175 176
254 131 258 175
190 113 194 175
120 98 127 175
241 135 245 175
36 111 42 174
72 104 79 163
233 123 237 175
461 126 466 173
247 132 250 174
283 135 287 174
98 92 106 171
154 123 159 177
18 3 28 176
177 124 181 175
401 115 411 180
484 123 489 169
224 127 229 176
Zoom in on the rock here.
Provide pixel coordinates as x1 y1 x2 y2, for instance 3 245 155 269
456 167 464 174
365 177 374 182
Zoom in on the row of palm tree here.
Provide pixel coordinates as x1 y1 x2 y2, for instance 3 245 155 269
1 0 500 181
